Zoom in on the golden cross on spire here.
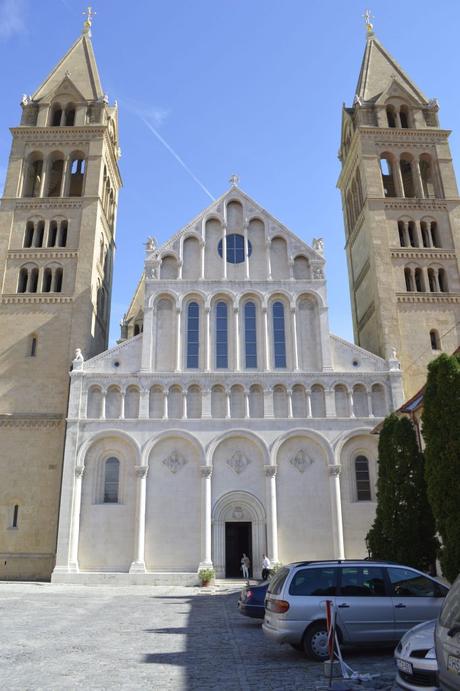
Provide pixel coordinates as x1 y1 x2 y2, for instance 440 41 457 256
363 8 374 34
82 6 96 35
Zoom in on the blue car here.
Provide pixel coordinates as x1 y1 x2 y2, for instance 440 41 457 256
238 582 269 619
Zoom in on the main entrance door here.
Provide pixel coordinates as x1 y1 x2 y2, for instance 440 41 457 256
225 522 252 578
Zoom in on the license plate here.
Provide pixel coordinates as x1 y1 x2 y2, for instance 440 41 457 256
447 654 460 675
396 658 413 675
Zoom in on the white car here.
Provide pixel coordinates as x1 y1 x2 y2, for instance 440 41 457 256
395 619 439 690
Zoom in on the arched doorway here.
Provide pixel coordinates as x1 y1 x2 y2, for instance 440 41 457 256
212 491 266 578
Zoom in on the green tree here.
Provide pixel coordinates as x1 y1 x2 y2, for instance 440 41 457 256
422 352 460 582
366 413 438 572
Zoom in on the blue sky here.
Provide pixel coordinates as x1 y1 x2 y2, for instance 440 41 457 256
1 0 460 345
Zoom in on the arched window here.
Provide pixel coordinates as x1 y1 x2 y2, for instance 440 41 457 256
404 268 413 292
23 155 43 197
292 384 306 418
42 268 52 293
211 385 226 418
230 385 245 418
186 301 200 369
215 301 228 369
48 221 57 247
399 105 410 129
168 385 183 419
400 156 415 197
104 457 120 503
355 456 371 501
272 301 286 368
187 385 202 418
50 104 62 126
29 267 38 293
408 221 418 247
244 301 257 369
53 267 63 292
386 105 397 128
106 386 122 418
353 385 369 417
398 221 407 247
87 385 103 418
68 154 86 196
430 329 441 351
149 385 164 418
334 384 349 417
414 268 425 292
311 384 326 417
24 221 34 248
125 386 140 419
273 385 288 418
380 155 396 197
420 155 435 198
64 104 76 126
249 384 264 418
58 220 68 247
47 156 64 197
17 268 28 293
438 268 448 292
430 222 440 248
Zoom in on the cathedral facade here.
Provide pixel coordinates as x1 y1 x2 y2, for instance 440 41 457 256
1 18 459 582
52 186 403 583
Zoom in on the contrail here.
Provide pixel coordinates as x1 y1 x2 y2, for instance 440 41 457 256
139 116 215 202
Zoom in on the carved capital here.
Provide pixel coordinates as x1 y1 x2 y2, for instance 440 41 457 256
200 465 213 478
264 464 277 478
135 465 149 479
75 465 85 479
328 464 342 477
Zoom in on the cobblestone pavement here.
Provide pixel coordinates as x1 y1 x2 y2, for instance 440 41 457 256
0 582 399 690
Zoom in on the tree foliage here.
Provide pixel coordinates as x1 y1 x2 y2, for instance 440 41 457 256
422 352 460 582
366 413 438 572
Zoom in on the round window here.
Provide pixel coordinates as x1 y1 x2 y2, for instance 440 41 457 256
218 234 252 264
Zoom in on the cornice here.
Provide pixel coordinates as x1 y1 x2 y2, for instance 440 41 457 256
11 126 106 140
8 249 78 260
381 198 449 212
360 126 451 141
11 198 84 210
390 248 457 260
396 292 460 304
0 413 63 429
1 295 73 304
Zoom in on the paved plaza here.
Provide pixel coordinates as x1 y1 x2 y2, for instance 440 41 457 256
0 582 398 690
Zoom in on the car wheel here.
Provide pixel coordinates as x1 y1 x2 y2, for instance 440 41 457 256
303 622 329 661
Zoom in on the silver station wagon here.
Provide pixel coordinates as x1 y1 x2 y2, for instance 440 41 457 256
262 560 448 660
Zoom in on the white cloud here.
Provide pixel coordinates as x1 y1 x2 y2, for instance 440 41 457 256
0 0 26 40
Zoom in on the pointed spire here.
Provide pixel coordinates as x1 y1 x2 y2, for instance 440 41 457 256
355 28 428 105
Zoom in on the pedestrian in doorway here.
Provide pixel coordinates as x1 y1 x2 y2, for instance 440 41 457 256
262 554 271 581
241 553 250 580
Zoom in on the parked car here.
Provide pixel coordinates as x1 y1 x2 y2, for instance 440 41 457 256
435 573 460 690
262 560 448 660
395 619 438 690
238 581 268 619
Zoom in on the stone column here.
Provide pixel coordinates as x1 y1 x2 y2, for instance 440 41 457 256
182 391 188 419
243 221 250 279
68 465 85 571
291 307 299 371
328 464 345 559
394 159 405 198
199 466 213 569
176 307 182 371
129 465 149 574
39 159 48 198
265 465 279 563
139 389 149 418
347 390 355 418
287 389 293 418
60 157 70 197
163 390 168 419
305 388 312 418
225 390 231 419
120 391 125 419
244 391 250 419
101 391 106 419
222 223 227 280
367 390 374 418
234 306 240 371
413 159 425 198
205 306 211 371
265 238 272 279
263 307 270 370
200 239 205 279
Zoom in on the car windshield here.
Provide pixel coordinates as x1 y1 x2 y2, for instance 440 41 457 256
268 567 289 595
439 578 460 629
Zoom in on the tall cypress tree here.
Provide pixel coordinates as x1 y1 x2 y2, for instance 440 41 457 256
366 413 438 571
422 352 460 582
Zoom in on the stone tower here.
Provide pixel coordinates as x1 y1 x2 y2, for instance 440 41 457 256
337 27 460 398
0 19 121 579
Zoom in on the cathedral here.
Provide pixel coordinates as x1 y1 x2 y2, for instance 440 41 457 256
1 16 459 582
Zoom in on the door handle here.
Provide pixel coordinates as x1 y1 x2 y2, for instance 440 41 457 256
395 603 406 608
338 603 350 608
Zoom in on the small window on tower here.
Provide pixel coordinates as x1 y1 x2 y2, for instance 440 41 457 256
30 336 37 357
11 504 19 528
430 329 441 351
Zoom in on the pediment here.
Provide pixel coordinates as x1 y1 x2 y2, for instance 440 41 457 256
46 76 86 105
158 186 325 264
375 78 423 107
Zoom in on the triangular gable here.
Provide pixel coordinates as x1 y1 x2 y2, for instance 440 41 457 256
47 76 86 104
159 186 325 263
33 34 104 102
356 35 428 105
375 78 423 108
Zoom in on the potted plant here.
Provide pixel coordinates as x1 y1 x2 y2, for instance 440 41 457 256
198 567 215 587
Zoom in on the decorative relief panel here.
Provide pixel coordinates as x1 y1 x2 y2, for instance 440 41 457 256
289 449 314 473
232 506 245 520
226 450 251 475
162 450 188 474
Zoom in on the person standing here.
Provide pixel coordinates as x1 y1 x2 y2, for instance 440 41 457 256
262 554 271 581
241 553 250 579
